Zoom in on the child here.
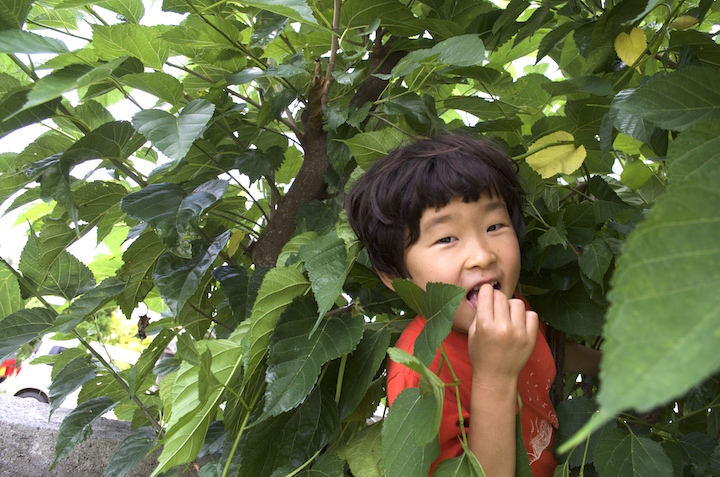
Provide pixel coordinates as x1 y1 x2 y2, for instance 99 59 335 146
345 134 599 476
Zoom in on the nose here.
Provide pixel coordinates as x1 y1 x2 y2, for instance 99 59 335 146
464 238 496 269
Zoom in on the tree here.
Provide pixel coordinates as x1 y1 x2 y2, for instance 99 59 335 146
0 0 719 476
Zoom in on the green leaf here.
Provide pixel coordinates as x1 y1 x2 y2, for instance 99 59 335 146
392 280 465 366
554 397 602 467
593 428 673 477
338 128 406 171
120 72 185 107
345 421 384 477
53 396 117 468
92 24 170 70
338 327 391 421
233 146 286 182
129 328 176 395
239 264 311 387
263 295 364 417
48 356 97 415
21 64 95 111
386 347 446 445
0 30 67 53
0 0 32 30
434 451 485 477
0 267 23 318
381 387 441 477
74 181 128 244
103 0 145 24
153 339 243 475
0 307 56 358
299 230 348 323
233 0 317 25
533 285 605 337
211 265 249 321
132 99 215 163
678 432 716 474
578 238 613 285
62 120 142 163
153 230 230 316
666 119 720 185
115 231 165 319
392 34 487 78
238 387 338 477
588 176 634 224
50 277 127 333
0 89 61 140
597 165 720 418
611 67 720 132
104 430 155 477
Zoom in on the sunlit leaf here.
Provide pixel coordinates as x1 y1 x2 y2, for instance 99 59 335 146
525 131 587 179
228 0 317 25
614 28 646 67
153 339 243 475
0 267 22 318
239 264 311 387
120 72 184 108
0 30 67 53
92 24 170 69
338 128 406 171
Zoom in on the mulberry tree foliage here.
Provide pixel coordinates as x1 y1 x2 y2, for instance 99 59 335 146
0 0 719 476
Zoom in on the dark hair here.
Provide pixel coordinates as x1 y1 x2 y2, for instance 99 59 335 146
345 134 525 279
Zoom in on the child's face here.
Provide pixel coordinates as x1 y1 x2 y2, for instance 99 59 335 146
386 196 521 334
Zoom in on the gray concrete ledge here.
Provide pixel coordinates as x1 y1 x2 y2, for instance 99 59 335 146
0 394 160 477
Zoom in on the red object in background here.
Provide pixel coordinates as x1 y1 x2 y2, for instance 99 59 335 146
0 358 19 381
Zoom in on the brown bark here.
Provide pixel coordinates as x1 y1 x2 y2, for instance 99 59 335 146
250 39 407 267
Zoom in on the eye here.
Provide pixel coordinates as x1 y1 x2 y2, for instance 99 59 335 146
487 224 503 232
437 236 456 244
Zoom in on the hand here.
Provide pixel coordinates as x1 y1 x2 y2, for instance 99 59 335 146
467 284 539 383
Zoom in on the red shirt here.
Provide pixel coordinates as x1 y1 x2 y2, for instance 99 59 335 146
387 315 559 476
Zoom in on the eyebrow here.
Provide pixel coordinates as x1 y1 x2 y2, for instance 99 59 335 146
421 199 508 233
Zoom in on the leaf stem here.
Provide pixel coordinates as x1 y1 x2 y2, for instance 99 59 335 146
440 344 468 445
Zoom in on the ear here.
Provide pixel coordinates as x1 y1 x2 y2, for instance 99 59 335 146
376 269 397 291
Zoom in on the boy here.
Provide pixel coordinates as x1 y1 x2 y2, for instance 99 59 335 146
345 134 599 476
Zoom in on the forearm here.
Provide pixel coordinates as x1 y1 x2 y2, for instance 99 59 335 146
467 375 518 477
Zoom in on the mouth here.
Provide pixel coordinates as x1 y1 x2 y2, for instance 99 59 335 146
466 281 500 308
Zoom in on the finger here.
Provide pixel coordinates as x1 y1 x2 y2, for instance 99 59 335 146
477 283 496 322
525 310 540 338
507 298 527 328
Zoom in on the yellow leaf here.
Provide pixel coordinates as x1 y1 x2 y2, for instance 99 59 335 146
668 15 699 30
228 230 244 257
525 131 587 179
614 28 647 67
